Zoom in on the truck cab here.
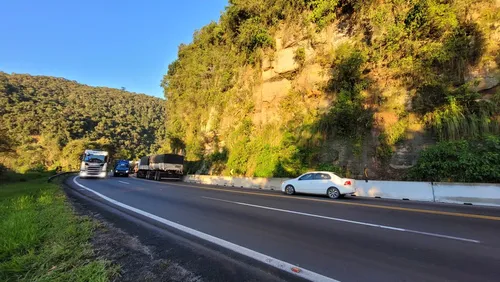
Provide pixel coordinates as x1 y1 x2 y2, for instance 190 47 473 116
113 160 130 177
79 150 109 178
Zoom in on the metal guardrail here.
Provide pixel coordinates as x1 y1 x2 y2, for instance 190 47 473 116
47 171 78 183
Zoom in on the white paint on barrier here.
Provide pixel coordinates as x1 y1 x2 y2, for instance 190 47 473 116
433 182 500 207
72 177 339 282
185 174 288 190
202 196 480 244
354 180 434 201
184 175 500 207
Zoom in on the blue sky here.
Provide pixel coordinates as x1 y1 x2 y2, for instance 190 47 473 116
0 0 228 98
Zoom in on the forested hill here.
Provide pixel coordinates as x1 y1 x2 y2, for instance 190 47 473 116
0 72 166 172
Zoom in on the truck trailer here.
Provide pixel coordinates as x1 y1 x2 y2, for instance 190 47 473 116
136 154 184 181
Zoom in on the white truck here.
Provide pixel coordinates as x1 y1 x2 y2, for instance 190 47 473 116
79 149 109 178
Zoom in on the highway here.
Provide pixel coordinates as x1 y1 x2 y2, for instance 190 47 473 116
67 175 500 282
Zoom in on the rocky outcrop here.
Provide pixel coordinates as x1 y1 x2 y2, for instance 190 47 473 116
274 47 300 74
252 79 292 124
251 21 498 179
466 62 500 92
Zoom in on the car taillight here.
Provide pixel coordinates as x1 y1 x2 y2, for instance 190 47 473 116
344 180 352 186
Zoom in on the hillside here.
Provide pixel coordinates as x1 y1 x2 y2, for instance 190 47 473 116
163 0 500 180
0 72 166 172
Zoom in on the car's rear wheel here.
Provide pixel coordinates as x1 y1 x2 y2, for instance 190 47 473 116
327 187 341 199
285 185 295 195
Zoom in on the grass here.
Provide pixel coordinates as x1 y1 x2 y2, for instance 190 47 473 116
0 170 55 184
0 174 118 281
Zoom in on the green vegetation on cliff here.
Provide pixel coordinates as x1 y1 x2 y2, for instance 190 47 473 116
0 73 166 172
408 135 500 182
163 0 500 180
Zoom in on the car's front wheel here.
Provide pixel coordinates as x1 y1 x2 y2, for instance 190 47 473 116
327 187 341 199
284 185 295 195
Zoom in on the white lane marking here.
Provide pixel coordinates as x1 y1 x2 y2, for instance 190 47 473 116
118 181 130 185
202 197 481 244
72 177 338 282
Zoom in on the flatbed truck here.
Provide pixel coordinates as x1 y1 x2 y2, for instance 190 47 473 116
136 154 184 181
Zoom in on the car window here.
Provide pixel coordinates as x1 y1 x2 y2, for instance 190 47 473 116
298 173 313 180
312 173 331 180
320 173 331 180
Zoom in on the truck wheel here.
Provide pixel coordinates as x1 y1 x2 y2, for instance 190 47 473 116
155 171 161 181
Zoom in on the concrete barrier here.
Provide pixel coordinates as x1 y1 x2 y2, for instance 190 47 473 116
354 180 434 202
184 175 500 207
433 182 500 207
184 175 288 190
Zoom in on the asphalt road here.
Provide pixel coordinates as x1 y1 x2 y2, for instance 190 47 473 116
67 175 500 282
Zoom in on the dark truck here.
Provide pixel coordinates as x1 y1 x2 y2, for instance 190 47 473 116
136 154 184 181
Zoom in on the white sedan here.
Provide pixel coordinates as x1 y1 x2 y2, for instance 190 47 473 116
281 171 356 199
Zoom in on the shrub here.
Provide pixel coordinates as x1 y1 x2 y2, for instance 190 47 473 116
407 135 500 183
412 84 449 115
294 47 306 66
254 145 279 177
320 49 372 138
237 17 274 54
308 0 340 30
316 163 344 175
438 22 485 84
0 163 6 175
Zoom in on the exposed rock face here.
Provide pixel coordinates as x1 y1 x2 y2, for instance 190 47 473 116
294 63 329 94
262 69 276 81
273 47 300 74
262 41 317 82
466 62 500 92
248 22 499 179
252 79 292 125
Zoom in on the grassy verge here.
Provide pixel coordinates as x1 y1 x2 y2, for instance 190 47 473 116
0 174 117 281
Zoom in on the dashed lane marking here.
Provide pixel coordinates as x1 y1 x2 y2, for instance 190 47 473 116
72 177 339 282
129 177 500 221
202 196 481 244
